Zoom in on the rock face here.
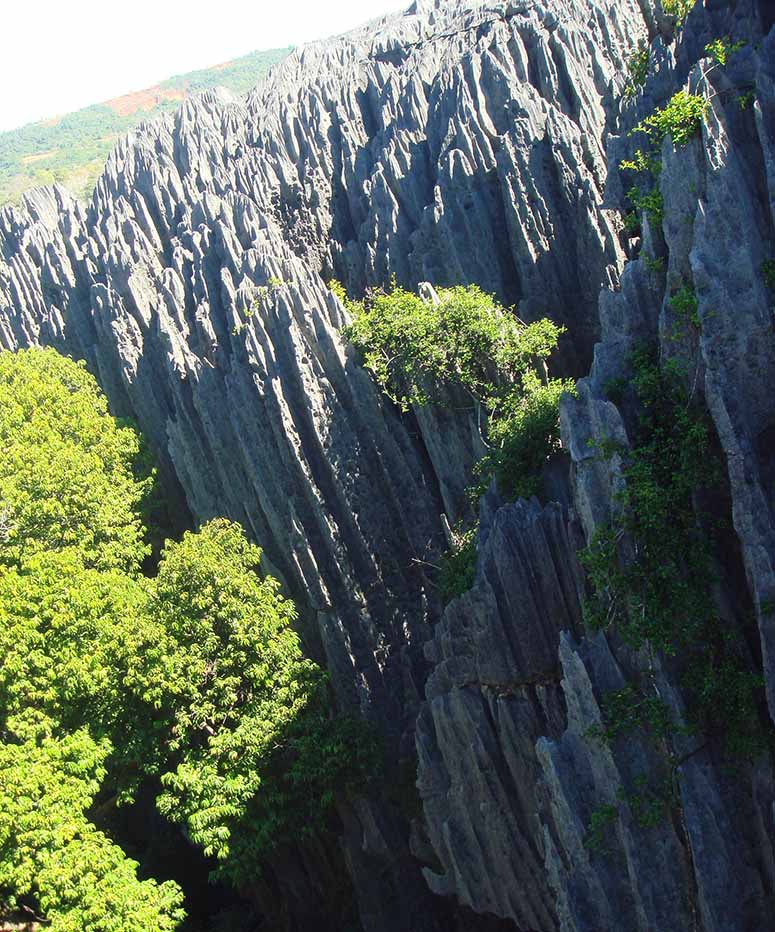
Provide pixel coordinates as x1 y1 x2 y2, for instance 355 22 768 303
416 3 775 930
2 0 775 929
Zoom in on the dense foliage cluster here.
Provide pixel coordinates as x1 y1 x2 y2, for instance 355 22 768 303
341 282 572 496
632 90 708 148
705 36 746 67
0 349 151 571
342 283 563 412
0 731 185 932
661 0 693 26
620 88 708 237
669 284 700 329
473 373 572 501
0 348 372 929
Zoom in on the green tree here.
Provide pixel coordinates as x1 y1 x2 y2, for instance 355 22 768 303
148 521 323 864
147 520 378 884
0 348 151 572
476 372 572 500
0 548 170 790
343 283 563 414
0 731 185 932
0 348 374 924
341 282 574 605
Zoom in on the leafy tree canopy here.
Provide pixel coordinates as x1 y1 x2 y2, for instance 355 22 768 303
339 281 575 604
0 348 150 572
0 348 373 928
342 283 563 413
0 731 185 932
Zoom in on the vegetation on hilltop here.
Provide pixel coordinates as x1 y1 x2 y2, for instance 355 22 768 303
0 47 290 206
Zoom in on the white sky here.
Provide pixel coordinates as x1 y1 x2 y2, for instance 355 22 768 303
0 0 399 131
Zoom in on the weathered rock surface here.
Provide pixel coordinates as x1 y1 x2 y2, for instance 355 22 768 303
3 0 775 929
417 3 775 931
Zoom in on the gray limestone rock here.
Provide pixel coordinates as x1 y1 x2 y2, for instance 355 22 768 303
3 0 775 930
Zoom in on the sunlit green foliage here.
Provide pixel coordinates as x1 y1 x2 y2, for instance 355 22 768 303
632 91 708 147
620 148 661 175
342 282 571 494
0 549 150 744
621 91 704 238
328 278 350 305
343 283 563 413
0 349 151 571
0 348 373 926
475 373 575 501
342 281 574 603
705 36 745 66
149 521 378 884
627 185 664 227
662 0 693 26
0 732 185 932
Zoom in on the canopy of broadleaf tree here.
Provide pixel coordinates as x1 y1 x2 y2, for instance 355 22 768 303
0 348 374 930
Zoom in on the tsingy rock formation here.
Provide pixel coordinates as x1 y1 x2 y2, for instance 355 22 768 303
2 0 775 929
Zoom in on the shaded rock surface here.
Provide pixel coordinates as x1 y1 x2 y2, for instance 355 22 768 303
2 0 775 930
418 2 775 931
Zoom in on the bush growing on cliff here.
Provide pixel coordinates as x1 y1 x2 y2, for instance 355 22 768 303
342 283 563 413
0 348 373 927
581 349 769 850
342 282 573 500
581 349 768 760
619 91 705 240
662 0 692 26
439 522 479 604
705 36 745 67
474 373 574 501
669 284 700 329
632 90 708 148
341 282 574 604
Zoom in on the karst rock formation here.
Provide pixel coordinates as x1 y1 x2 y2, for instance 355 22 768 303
2 0 775 929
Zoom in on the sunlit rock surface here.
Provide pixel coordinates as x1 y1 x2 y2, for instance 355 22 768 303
2 0 775 929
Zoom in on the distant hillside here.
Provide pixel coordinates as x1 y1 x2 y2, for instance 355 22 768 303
0 47 290 206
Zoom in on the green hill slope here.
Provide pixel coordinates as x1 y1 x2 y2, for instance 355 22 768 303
0 47 290 206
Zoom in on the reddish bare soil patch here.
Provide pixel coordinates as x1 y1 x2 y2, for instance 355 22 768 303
105 86 185 117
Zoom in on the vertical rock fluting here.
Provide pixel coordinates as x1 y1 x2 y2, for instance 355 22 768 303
0 0 644 718
6 0 775 930
0 8 642 924
416 3 775 931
